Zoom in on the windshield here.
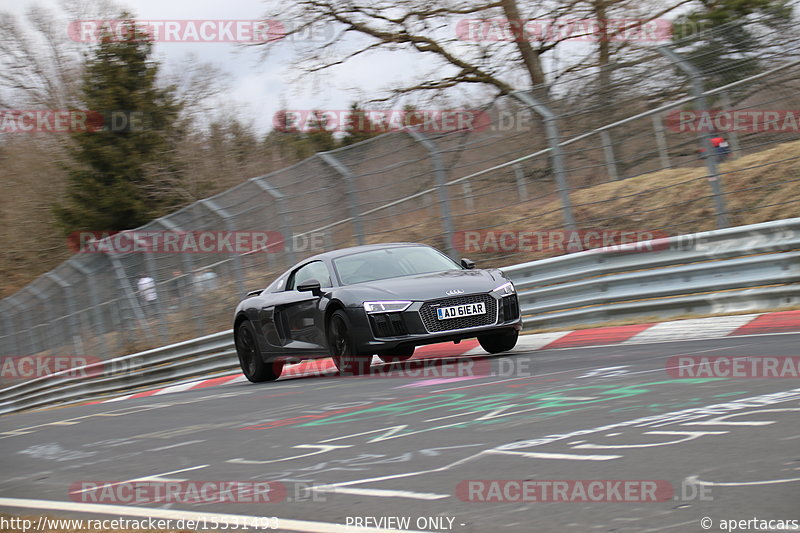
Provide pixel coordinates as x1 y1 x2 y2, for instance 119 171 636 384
333 246 461 285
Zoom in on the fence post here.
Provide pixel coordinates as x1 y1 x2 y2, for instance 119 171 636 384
657 45 729 229
155 217 204 337
45 272 84 356
652 114 672 170
155 217 196 292
0 300 18 357
26 286 56 354
4 297 30 356
511 91 576 230
105 249 150 341
317 153 365 246
513 163 529 201
12 296 35 356
719 90 741 159
130 235 169 345
404 128 458 259
599 130 619 181
68 259 109 357
199 199 246 298
250 176 295 266
462 181 475 212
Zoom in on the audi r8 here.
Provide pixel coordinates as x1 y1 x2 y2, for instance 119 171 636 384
233 243 521 381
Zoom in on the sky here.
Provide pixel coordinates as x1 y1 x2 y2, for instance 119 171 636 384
7 0 425 134
6 0 686 135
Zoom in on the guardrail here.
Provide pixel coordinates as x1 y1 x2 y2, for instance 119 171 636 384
507 218 800 328
1 218 798 416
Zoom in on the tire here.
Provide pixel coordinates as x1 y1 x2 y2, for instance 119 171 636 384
377 345 415 363
328 310 370 375
235 320 283 382
478 329 519 354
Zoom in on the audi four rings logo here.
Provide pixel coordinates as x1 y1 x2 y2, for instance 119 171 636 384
445 289 465 296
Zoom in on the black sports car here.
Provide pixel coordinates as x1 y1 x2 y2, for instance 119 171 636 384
232 243 521 381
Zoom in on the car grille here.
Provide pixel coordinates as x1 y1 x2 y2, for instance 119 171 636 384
501 294 520 321
369 312 408 337
420 293 497 333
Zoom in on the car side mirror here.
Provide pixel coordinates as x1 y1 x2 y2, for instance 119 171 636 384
297 279 323 296
461 258 476 269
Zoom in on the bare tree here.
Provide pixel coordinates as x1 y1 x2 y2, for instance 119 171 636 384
256 0 692 103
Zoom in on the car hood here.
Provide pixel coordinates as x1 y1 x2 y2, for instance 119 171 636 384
340 269 508 303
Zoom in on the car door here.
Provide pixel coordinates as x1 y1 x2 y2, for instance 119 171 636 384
268 261 331 354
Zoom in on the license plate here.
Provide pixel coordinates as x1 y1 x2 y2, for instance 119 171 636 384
436 302 486 320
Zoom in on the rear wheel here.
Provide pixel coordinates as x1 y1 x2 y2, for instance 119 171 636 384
377 345 414 363
478 329 519 354
235 320 283 382
328 310 370 375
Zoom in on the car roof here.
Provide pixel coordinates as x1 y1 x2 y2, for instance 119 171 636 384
301 242 430 263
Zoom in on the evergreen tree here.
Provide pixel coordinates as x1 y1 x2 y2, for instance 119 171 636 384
671 0 793 88
54 15 182 234
269 109 337 159
341 102 382 146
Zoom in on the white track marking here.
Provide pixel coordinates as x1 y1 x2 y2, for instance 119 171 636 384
515 330 575 350
153 381 204 395
685 475 800 487
573 430 728 449
103 394 138 403
642 520 702 532
485 450 622 461
577 366 630 379
311 487 449 500
536 329 800 353
462 346 487 355
623 315 758 344
0 497 430 533
146 440 205 452
69 465 208 494
228 445 352 464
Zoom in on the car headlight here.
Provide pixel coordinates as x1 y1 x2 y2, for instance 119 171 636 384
492 281 516 296
363 301 412 313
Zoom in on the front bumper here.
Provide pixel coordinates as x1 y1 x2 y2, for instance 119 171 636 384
347 293 522 352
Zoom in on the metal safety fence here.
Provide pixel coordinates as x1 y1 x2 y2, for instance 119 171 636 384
1 218 797 415
1 17 799 361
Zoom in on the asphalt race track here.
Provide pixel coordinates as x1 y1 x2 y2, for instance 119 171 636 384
1 332 799 533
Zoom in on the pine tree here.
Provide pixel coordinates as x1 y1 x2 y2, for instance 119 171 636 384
671 0 793 88
54 15 182 234
341 102 382 145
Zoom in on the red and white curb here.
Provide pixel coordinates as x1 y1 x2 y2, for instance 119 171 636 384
86 310 800 406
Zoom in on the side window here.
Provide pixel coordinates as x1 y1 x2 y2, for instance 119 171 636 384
267 274 287 293
287 261 332 290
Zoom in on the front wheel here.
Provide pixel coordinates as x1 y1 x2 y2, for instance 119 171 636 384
328 310 370 375
235 320 283 382
478 329 519 354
